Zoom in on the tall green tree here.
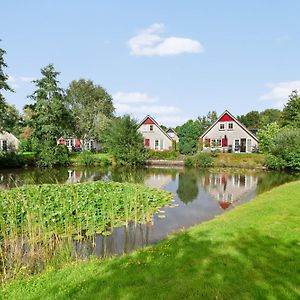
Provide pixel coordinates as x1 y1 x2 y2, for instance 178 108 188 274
0 43 14 130
66 79 114 146
259 109 281 128
281 90 300 128
196 111 218 135
2 103 22 136
237 111 260 128
102 115 147 165
178 120 200 155
257 122 281 153
29 64 70 142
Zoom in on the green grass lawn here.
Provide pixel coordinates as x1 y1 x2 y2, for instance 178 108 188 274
213 153 266 168
2 181 300 300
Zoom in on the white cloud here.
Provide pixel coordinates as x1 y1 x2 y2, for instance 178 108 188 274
113 92 157 104
128 23 204 56
260 81 300 100
7 75 35 88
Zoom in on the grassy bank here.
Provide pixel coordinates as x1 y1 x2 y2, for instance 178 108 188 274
213 153 266 168
2 181 299 299
69 152 114 166
0 181 171 280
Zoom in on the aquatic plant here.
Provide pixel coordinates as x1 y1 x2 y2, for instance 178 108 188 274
0 181 172 280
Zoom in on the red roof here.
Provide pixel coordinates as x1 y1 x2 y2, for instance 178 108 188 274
143 117 155 125
218 113 234 122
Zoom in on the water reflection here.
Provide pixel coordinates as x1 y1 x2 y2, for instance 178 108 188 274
0 166 299 259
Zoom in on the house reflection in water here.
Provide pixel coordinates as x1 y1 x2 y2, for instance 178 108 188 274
203 173 258 210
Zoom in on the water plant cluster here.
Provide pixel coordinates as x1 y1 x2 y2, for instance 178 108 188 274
0 181 172 280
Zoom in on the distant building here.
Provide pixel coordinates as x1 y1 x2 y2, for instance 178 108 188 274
137 115 178 151
200 110 258 153
0 131 19 152
57 137 101 152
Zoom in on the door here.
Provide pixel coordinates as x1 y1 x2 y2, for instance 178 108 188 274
240 138 246 152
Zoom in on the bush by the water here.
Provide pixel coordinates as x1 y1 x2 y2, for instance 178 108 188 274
0 181 172 279
184 152 213 168
148 150 179 160
266 128 300 170
0 152 35 168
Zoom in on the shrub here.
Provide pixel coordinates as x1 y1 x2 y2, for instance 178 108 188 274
79 151 95 166
148 150 179 160
266 128 300 171
184 156 194 167
54 144 70 166
194 152 213 168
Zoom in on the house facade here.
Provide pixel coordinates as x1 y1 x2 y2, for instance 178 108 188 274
57 137 101 152
201 110 258 153
0 131 19 152
138 116 177 151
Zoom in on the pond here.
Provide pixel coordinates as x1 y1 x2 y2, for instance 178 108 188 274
0 166 299 261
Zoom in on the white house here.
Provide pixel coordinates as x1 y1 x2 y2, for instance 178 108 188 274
0 131 19 152
57 137 101 152
138 115 178 151
200 110 258 153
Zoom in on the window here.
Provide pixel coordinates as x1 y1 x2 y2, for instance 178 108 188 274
160 140 164 150
219 123 225 130
155 140 159 150
247 139 251 153
149 125 154 131
216 139 221 147
234 139 240 152
228 122 233 130
2 140 7 151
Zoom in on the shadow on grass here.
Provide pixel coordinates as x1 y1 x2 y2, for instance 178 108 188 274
25 227 300 300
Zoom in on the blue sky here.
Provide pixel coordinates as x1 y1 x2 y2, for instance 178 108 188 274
1 1 300 126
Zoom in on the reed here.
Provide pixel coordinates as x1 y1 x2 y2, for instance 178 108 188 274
0 181 172 281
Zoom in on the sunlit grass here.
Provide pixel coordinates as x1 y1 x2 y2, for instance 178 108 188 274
2 181 299 299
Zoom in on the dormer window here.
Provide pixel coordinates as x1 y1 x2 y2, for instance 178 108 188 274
149 125 154 131
228 122 233 130
219 123 225 130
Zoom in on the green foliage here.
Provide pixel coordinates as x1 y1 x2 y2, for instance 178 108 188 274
79 151 96 166
259 109 282 128
54 144 70 166
0 152 35 168
257 122 281 153
178 120 199 154
148 150 179 160
1 103 22 136
196 110 218 136
18 138 33 152
281 90 300 128
29 64 71 142
0 43 14 130
237 111 260 128
3 181 300 300
184 152 213 168
266 128 300 170
103 115 148 166
0 181 172 279
194 152 213 167
66 79 114 144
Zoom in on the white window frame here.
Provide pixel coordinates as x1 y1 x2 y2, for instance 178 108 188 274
149 125 154 132
219 123 225 131
228 122 234 130
246 139 252 153
154 140 159 150
234 139 240 153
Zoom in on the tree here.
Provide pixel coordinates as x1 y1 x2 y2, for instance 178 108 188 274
257 122 281 153
177 171 199 204
196 111 218 136
29 64 70 142
237 111 260 128
178 120 200 155
102 115 147 165
0 43 14 130
259 109 281 128
281 90 300 128
2 103 22 136
66 79 114 147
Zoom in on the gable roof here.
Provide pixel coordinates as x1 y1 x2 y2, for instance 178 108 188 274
200 110 258 142
166 128 178 135
138 115 173 141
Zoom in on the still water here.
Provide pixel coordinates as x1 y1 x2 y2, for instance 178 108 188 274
0 166 298 258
